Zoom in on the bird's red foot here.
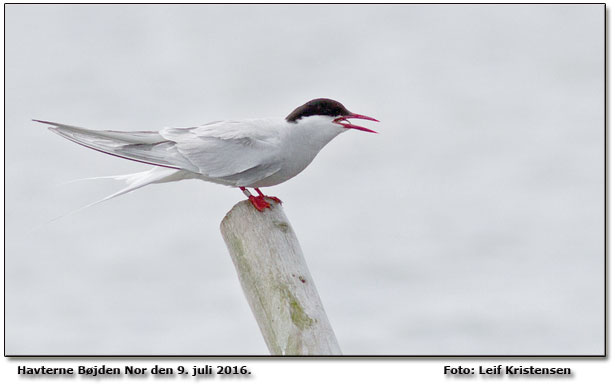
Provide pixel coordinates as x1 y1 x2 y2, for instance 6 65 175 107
248 195 271 212
240 187 282 211
255 188 282 204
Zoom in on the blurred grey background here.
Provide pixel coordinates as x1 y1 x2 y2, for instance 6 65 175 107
5 4 604 355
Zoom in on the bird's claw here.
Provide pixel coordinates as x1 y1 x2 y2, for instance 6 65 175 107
248 195 272 211
266 195 282 204
240 187 282 211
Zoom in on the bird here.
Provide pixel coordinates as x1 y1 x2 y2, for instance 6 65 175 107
36 98 379 212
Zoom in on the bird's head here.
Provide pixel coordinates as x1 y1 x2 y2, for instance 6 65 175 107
286 98 379 133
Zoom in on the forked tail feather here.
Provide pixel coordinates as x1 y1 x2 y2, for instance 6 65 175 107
45 167 185 224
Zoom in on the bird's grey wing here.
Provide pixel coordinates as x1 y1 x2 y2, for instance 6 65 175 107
38 120 197 171
160 120 282 185
40 119 282 186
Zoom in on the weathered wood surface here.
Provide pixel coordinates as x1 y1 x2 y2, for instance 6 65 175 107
220 200 341 355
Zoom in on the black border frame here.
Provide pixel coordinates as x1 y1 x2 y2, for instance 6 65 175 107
3 2 608 359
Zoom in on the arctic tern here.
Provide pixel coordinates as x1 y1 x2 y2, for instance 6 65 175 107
36 98 379 211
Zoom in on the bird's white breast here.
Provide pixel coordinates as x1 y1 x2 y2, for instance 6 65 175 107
251 116 345 187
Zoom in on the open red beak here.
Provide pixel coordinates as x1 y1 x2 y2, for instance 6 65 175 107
333 113 379 133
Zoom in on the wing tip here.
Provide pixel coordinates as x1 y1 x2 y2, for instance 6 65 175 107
33 120 61 135
33 119 58 127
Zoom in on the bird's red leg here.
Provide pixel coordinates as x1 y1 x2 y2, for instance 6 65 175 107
254 188 282 204
240 187 271 211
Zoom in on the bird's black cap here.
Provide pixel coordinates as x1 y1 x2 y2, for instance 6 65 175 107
286 98 351 122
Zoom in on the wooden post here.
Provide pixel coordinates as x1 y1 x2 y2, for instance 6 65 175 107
220 200 342 355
